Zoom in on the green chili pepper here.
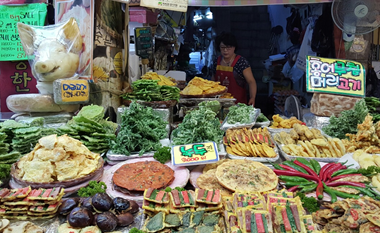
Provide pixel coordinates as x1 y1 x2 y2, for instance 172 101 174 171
300 183 318 193
285 181 315 188
279 175 309 183
310 159 321 175
330 189 360 199
282 161 308 174
295 158 316 172
272 163 286 170
323 183 337 203
341 185 374 197
331 169 358 177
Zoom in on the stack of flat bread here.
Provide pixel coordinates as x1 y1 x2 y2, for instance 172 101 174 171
196 159 278 195
1 220 44 233
310 93 361 117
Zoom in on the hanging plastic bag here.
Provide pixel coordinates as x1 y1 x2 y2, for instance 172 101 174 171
296 21 316 72
17 17 82 94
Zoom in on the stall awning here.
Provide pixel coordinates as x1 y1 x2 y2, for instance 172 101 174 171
188 0 332 6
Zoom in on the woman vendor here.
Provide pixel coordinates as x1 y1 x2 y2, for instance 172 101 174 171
213 32 257 105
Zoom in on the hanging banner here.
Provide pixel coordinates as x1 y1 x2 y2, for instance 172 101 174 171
0 3 47 61
141 0 188 12
306 56 365 98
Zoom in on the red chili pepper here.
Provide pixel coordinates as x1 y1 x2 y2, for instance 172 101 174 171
273 169 320 182
331 174 363 182
316 180 324 200
350 209 359 221
319 163 335 181
324 163 344 181
288 185 299 192
293 160 319 177
279 164 298 172
326 181 366 188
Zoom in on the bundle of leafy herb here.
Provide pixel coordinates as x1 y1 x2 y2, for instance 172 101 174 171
364 97 380 122
171 107 224 146
357 165 380 176
227 103 256 124
322 99 368 139
153 146 171 164
256 113 269 122
198 100 221 114
122 79 180 102
110 101 167 155
77 180 107 197
295 192 320 213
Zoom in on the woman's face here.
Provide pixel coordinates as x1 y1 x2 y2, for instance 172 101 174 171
219 42 235 59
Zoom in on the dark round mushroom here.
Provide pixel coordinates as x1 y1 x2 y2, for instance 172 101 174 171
67 207 94 228
117 212 134 226
92 193 113 212
80 197 94 212
128 200 139 214
59 197 80 215
96 211 118 232
113 197 130 214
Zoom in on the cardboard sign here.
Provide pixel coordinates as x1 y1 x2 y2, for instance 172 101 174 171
0 3 47 61
0 61 38 112
59 79 89 103
306 56 365 97
171 142 219 166
141 0 187 13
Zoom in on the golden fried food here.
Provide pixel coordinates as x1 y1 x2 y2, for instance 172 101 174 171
203 159 229 173
270 115 303 129
196 169 232 196
181 77 226 96
141 72 176 86
16 134 101 183
224 128 276 158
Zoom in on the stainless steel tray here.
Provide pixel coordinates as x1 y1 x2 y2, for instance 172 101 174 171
277 143 341 163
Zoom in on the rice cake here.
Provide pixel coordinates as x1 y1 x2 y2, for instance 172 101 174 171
113 161 174 191
215 160 278 192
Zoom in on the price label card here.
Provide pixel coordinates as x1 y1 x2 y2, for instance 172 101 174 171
58 79 89 103
306 56 365 97
134 27 153 59
171 142 219 166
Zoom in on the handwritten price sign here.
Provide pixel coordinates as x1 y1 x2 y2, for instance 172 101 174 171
60 79 89 103
306 56 365 97
171 142 219 166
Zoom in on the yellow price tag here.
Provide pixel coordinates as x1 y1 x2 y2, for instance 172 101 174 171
60 79 89 103
171 142 219 166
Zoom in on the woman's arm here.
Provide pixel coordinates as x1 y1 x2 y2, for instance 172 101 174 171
243 67 257 106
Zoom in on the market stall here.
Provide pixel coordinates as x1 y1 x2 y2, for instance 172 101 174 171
2 0 380 233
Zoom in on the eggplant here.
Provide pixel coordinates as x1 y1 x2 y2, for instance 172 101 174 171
117 212 134 226
68 207 94 228
96 211 118 232
59 198 79 215
128 200 139 214
80 197 94 212
113 197 130 214
92 193 113 212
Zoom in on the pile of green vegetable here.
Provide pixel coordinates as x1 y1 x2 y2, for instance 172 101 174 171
122 79 180 102
153 146 171 164
256 113 269 122
198 100 221 114
226 103 256 124
364 97 380 122
58 105 117 153
0 120 31 160
322 99 368 139
77 180 107 197
110 101 167 155
171 107 224 146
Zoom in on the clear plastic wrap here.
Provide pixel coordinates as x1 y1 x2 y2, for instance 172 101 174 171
6 94 80 113
220 108 260 131
17 17 82 94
